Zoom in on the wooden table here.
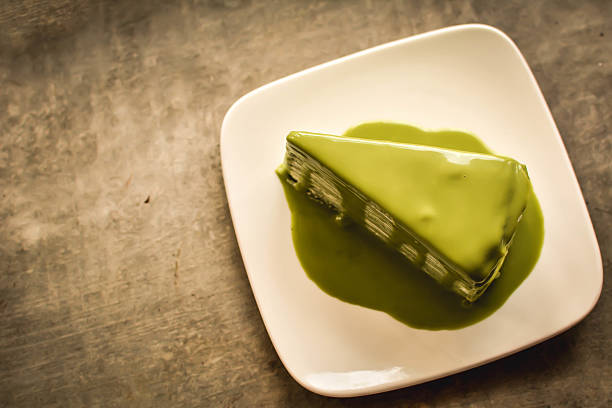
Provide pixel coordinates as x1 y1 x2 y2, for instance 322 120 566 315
1 1 610 406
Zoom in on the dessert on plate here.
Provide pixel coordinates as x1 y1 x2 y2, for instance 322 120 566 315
280 131 531 301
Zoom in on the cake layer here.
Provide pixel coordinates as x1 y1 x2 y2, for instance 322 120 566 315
282 131 530 301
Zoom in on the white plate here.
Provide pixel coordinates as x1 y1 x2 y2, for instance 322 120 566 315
220 24 603 397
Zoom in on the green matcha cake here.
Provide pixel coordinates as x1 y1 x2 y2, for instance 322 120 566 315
280 131 531 302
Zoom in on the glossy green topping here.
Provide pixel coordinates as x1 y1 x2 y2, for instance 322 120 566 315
277 122 544 329
287 131 530 279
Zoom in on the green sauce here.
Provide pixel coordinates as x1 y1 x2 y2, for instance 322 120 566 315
278 122 544 330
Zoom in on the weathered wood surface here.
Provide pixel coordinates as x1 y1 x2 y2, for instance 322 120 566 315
0 0 610 406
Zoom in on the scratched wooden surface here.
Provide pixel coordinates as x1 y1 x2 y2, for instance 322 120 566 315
0 0 610 406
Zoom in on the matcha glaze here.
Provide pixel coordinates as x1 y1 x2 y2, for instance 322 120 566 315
278 122 544 330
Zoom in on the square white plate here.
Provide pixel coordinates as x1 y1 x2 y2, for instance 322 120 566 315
220 24 602 397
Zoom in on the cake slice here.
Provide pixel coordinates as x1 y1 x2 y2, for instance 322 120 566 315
280 131 531 301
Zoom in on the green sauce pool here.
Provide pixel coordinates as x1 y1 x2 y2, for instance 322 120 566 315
278 122 544 330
